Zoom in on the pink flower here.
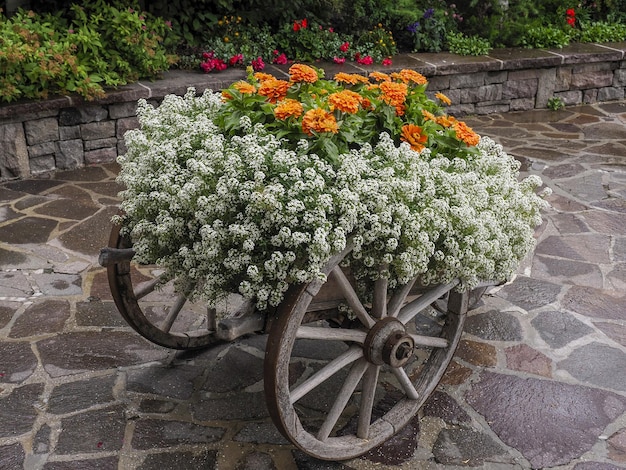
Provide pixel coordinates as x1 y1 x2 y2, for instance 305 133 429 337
214 59 227 71
165 20 172 28
333 56 346 64
202 51 214 59
252 57 265 71
340 42 350 52
356 55 373 65
273 53 288 65
382 57 393 66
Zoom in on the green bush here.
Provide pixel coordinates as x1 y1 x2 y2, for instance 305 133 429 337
0 1 177 102
520 25 573 48
576 21 626 42
446 32 491 55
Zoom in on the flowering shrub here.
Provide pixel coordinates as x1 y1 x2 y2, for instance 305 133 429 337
116 65 548 312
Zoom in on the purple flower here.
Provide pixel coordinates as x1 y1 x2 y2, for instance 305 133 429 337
424 8 435 19
407 21 420 33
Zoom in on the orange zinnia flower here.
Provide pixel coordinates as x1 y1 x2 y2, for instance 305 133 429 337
258 78 290 103
422 109 437 121
392 70 428 85
401 124 428 152
301 108 339 136
435 92 452 106
274 99 304 120
334 72 370 85
436 115 457 128
380 81 408 107
328 90 362 114
221 90 234 101
254 72 275 83
454 120 480 146
369 71 391 82
289 64 318 83
233 81 256 94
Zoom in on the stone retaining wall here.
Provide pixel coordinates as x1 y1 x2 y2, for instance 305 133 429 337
1 43 625 181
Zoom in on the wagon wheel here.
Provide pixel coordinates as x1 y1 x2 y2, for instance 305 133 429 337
104 222 224 350
264 245 468 460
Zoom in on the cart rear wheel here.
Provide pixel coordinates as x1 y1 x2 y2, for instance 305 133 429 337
106 223 224 350
264 246 468 460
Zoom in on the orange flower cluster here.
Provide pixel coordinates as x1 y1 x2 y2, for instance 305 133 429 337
334 72 370 85
369 71 391 82
392 70 428 85
401 124 428 151
258 78 290 103
328 90 362 114
453 121 480 146
233 81 256 94
380 81 408 116
289 64 318 83
274 99 304 120
435 92 451 106
301 108 339 136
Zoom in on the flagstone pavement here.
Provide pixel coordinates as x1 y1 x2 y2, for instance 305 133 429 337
1 101 625 470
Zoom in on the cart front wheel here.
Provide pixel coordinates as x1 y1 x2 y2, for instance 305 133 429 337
105 223 224 350
264 246 468 460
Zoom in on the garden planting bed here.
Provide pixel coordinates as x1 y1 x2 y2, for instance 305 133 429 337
1 42 625 181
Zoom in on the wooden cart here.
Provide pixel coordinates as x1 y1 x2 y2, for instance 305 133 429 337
100 222 490 461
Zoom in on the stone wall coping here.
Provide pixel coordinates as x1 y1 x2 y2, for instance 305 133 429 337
1 42 625 122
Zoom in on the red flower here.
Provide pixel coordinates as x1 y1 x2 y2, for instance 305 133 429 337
340 42 350 52
333 56 346 64
357 55 373 65
301 18 308 28
566 16 576 26
293 18 308 31
566 8 575 16
229 54 243 66
382 58 393 66
252 57 265 71
273 53 288 65
202 51 214 60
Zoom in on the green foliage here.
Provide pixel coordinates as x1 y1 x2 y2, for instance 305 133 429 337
406 2 460 52
520 25 573 48
202 16 277 64
275 20 349 62
576 21 626 42
0 2 177 103
547 97 565 110
446 32 491 55
352 24 397 62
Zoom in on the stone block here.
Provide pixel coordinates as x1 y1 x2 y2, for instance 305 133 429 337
78 105 108 123
615 69 626 86
116 116 140 138
447 103 475 116
84 147 118 164
108 101 138 119
598 86 625 101
536 68 557 108
59 108 82 126
450 72 486 89
28 141 56 158
510 97 535 111
29 155 55 174
84 137 118 151
56 139 84 170
24 117 58 145
475 103 510 115
508 69 541 80
426 75 450 91
59 125 80 140
0 122 29 180
485 70 508 84
555 67 573 92
570 69 614 89
460 84 502 103
502 79 538 99
583 89 599 104
555 90 583 105
80 120 115 140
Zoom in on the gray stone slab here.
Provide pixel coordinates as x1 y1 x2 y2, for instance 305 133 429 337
43 457 119 469
132 419 224 449
31 272 82 296
37 331 168 377
0 216 57 244
47 374 117 414
75 300 126 327
0 342 38 383
136 450 217 470
594 321 626 347
234 421 289 445
465 371 626 468
0 301 17 329
534 234 611 264
497 276 562 311
562 286 626 321
0 383 44 437
9 299 70 338
236 451 277 470
464 310 523 341
0 246 51 270
126 364 204 400
422 391 471 425
0 271 34 298
531 310 594 349
192 391 268 421
558 342 626 392
432 427 511 466
201 347 264 393
56 405 126 454
0 443 25 470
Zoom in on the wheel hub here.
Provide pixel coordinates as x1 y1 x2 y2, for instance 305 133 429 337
363 317 415 367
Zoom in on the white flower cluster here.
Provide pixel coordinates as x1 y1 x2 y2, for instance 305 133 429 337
116 89 548 312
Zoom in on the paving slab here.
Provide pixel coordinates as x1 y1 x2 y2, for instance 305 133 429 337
1 101 625 469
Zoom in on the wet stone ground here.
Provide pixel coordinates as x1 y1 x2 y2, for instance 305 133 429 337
1 101 625 469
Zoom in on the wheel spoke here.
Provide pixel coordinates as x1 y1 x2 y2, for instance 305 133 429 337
133 276 163 300
160 293 187 333
397 281 459 325
296 326 366 343
409 333 448 348
291 345 363 404
357 364 380 439
391 367 419 400
330 267 375 329
372 275 388 319
317 357 369 441
387 278 417 318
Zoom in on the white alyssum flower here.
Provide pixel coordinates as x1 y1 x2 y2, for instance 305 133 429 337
116 89 549 314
